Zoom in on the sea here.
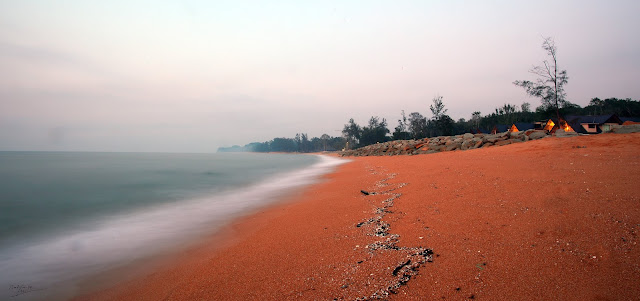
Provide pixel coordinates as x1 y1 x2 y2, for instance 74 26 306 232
0 151 347 300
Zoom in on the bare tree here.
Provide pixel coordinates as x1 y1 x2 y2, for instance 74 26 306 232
429 95 447 120
471 111 482 130
514 37 568 120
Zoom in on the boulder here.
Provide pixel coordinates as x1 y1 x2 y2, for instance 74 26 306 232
612 124 640 134
528 131 548 140
555 129 579 138
460 139 473 150
445 142 461 151
510 131 523 140
494 140 512 146
484 134 506 143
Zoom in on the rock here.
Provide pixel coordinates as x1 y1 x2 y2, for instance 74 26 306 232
428 143 439 150
463 133 474 139
612 124 640 134
460 141 469 150
461 139 475 150
555 129 579 138
445 142 461 151
494 140 512 146
510 131 523 140
528 131 548 140
484 134 504 143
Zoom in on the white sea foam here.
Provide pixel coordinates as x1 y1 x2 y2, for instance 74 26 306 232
0 154 348 301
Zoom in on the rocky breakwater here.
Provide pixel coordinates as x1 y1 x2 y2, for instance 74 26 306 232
340 130 550 157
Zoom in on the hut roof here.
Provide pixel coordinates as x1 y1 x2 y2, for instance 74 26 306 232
565 114 622 125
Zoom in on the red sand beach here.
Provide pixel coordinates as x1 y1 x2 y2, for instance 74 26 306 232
75 133 640 300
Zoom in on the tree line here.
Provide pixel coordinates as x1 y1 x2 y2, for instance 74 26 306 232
218 96 639 153
218 37 639 153
217 133 347 153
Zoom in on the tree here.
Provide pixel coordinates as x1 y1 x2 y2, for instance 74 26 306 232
430 95 448 121
320 134 330 151
342 118 362 149
583 97 640 117
271 138 296 152
471 111 482 130
496 103 518 125
514 36 568 120
433 115 455 136
392 110 412 140
429 95 453 137
360 116 390 146
407 112 428 139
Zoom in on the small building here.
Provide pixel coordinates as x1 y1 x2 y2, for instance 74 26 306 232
534 118 575 134
509 123 535 132
533 121 547 130
491 125 509 134
565 114 623 134
620 117 640 125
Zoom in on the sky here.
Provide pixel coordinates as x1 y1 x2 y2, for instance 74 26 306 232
1 0 639 152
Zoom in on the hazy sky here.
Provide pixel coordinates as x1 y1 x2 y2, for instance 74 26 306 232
1 0 639 152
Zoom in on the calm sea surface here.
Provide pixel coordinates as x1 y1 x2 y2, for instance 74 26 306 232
0 151 346 300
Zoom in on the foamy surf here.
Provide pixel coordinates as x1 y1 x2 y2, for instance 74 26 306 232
0 154 347 301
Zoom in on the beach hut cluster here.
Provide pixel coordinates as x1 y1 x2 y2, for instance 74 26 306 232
341 114 640 157
487 114 635 135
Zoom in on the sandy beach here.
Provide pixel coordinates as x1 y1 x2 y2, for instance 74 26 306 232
75 133 640 300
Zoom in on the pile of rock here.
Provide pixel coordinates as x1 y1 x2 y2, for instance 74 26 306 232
340 130 550 157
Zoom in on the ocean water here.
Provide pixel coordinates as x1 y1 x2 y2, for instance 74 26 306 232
0 151 346 300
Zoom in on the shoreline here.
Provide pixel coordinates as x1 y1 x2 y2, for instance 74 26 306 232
3 153 344 301
75 133 640 300
66 153 349 300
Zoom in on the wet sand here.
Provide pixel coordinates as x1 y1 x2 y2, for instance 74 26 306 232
75 133 640 300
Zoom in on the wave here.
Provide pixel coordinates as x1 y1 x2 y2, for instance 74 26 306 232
0 154 348 300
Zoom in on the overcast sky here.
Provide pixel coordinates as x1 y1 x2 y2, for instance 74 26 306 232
1 0 639 152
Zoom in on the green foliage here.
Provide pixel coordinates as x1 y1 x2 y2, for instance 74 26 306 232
235 134 347 153
359 117 390 146
584 98 640 117
270 138 297 152
393 110 412 140
428 96 454 137
431 115 455 136
342 118 362 148
407 112 428 139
